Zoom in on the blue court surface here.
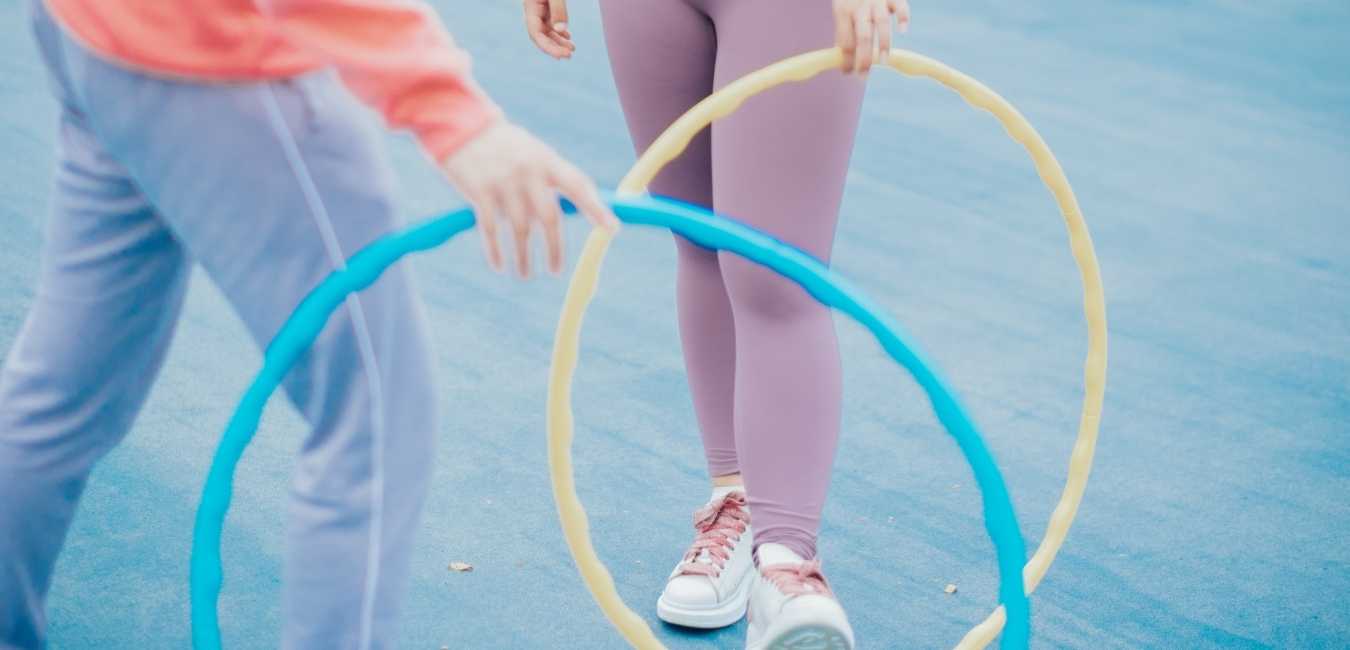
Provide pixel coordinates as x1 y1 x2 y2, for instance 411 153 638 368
2 1 1347 648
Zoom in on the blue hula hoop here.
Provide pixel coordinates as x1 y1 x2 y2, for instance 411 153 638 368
190 193 1029 649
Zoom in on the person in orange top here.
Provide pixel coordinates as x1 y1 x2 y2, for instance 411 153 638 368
0 1 615 648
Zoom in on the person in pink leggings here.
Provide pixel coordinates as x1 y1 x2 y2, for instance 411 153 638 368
525 1 910 647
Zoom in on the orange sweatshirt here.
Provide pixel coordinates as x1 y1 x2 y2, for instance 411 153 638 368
45 0 501 161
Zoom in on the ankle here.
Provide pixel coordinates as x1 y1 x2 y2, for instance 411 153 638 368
753 538 816 563
710 472 743 489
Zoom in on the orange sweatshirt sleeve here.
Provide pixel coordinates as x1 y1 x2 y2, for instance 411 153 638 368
260 0 503 162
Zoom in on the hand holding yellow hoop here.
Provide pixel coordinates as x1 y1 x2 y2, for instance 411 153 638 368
546 47 1107 649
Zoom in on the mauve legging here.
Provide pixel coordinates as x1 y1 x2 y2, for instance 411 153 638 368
599 0 865 559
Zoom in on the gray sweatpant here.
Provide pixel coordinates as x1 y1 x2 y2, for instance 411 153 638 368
0 5 440 648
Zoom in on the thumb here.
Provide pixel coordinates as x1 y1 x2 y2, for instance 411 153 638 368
548 0 570 31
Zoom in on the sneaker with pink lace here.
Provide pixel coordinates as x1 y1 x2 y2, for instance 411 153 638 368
656 488 754 628
745 543 854 650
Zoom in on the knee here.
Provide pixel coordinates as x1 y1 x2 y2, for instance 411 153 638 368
288 379 437 515
0 342 148 471
719 255 827 324
674 234 718 266
286 307 439 498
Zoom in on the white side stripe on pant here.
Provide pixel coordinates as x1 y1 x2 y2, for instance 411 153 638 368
259 85 389 650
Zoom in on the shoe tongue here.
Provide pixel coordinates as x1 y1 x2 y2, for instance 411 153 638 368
756 543 804 566
688 488 743 566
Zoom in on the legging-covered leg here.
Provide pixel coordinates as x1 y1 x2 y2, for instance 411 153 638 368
707 1 865 560
602 0 864 560
599 0 740 477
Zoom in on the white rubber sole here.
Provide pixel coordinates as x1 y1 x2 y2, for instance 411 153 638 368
656 569 753 629
745 595 855 650
752 624 853 650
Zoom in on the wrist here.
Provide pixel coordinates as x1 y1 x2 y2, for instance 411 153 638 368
425 105 506 166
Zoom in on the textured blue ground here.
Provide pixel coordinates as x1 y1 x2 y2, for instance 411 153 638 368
2 1 1347 648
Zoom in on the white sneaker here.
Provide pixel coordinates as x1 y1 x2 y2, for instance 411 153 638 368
745 543 854 650
656 488 754 628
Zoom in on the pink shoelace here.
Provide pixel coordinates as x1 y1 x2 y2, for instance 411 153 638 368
759 559 835 598
676 492 750 578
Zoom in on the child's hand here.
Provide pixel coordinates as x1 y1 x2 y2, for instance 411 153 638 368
833 0 911 75
442 121 619 278
524 0 575 59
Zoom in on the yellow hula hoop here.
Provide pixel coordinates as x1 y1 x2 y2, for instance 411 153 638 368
546 48 1108 649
